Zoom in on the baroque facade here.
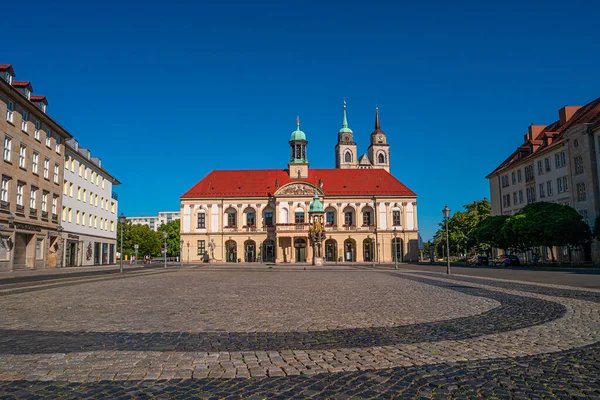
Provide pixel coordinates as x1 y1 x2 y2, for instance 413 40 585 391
486 97 600 262
180 106 419 264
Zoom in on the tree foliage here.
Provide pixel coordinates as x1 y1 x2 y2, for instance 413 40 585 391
157 219 181 257
116 220 162 257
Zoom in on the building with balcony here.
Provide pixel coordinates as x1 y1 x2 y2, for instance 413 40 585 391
0 64 70 271
180 106 419 264
60 138 120 266
127 211 180 231
486 97 600 262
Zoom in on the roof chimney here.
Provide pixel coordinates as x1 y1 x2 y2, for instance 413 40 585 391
528 124 546 139
559 106 581 125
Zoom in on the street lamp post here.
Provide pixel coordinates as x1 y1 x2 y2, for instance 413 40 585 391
163 231 167 268
370 237 375 268
180 239 184 267
442 205 451 275
118 213 126 274
187 242 190 264
393 227 398 270
134 244 139 266
56 224 63 268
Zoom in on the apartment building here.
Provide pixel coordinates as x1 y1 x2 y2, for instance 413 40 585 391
0 64 71 271
61 138 120 266
127 211 180 231
487 97 600 261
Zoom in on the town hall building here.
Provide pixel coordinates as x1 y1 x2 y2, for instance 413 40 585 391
180 105 419 264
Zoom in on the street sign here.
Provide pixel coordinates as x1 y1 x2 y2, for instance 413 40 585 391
134 244 139 250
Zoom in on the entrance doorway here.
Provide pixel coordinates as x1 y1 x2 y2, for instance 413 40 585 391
343 239 355 262
13 233 33 269
325 239 337 262
65 241 77 266
262 239 275 262
225 240 237 262
363 239 373 262
294 238 306 262
244 240 256 262
392 238 403 262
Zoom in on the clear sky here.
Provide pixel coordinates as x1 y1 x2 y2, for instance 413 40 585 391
3 0 599 240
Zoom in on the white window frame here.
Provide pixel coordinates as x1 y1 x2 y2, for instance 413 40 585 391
42 193 47 212
45 128 51 147
32 152 39 174
5 100 14 122
21 110 28 132
18 144 26 169
30 188 37 209
34 120 40 140
3 135 12 162
54 164 59 184
16 183 23 206
1 178 8 202
52 196 57 214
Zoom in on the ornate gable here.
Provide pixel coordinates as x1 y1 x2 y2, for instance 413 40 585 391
275 182 323 197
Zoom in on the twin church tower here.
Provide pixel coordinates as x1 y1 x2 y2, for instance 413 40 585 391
288 103 391 179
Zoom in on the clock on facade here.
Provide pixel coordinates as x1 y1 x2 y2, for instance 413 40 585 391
377 134 383 142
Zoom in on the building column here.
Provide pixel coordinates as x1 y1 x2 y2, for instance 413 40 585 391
237 204 243 231
256 203 263 231
401 202 408 231
206 204 211 232
385 202 392 231
337 203 343 228
412 202 418 231
217 204 223 233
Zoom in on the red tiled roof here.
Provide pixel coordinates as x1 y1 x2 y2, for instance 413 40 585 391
0 64 13 71
487 97 600 177
181 169 416 198
12 80 32 89
30 95 47 103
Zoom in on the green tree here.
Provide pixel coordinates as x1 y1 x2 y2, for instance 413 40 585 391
157 219 181 257
474 215 509 252
131 223 162 257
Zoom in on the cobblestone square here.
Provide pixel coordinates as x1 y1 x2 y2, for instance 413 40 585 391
0 265 599 399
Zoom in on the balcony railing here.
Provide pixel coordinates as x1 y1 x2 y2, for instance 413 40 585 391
276 223 310 232
0 200 9 212
223 226 237 233
111 191 118 201
242 225 257 232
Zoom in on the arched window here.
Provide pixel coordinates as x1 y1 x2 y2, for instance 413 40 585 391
378 152 386 164
344 150 353 163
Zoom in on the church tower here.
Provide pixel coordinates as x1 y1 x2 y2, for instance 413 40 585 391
335 101 358 169
288 116 309 178
368 107 390 172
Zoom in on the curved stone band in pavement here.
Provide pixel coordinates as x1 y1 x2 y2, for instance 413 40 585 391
0 272 598 382
0 278 565 354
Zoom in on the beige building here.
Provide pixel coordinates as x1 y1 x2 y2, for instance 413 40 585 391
180 107 418 264
0 64 70 271
487 97 600 261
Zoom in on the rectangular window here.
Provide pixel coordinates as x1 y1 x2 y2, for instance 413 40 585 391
362 211 371 225
42 193 47 212
89 214 92 227
1 177 8 202
326 211 334 226
547 181 553 196
94 215 97 228
574 155 584 175
62 206 66 221
94 194 98 206
265 212 273 226
102 178 105 189
52 196 57 214
526 188 531 204
111 202 115 213
16 183 23 206
511 172 516 184
563 176 569 192
69 182 74 197
21 110 28 132
68 208 72 222
513 192 517 205
555 153 560 168
227 213 236 227
537 160 543 175
577 183 586 202
3 135 12 162
84 167 88 179
55 136 61 154
295 212 305 224
32 152 39 174
45 128 51 147
5 99 13 122
76 210 80 224
517 169 522 182
557 178 563 193
110 221 114 232
78 164 82 176
43 159 49 179
197 213 205 228
545 157 551 172
246 212 255 226
83 189 87 202
519 190 524 204
18 144 26 169
561 151 566 166
532 186 536 202
34 120 40 140
30 188 37 209
393 210 401 226
35 238 43 260
197 240 205 255
539 183 545 198
77 186 81 200
54 164 59 184
344 211 352 226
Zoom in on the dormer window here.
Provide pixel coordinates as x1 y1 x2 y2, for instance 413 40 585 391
4 72 12 85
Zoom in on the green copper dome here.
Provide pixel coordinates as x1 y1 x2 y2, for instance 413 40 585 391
338 103 353 134
290 116 307 141
309 191 324 213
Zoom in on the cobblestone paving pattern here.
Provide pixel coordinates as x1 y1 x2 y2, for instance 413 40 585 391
0 343 598 399
0 269 598 398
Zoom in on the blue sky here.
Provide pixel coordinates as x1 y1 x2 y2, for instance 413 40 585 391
3 0 599 240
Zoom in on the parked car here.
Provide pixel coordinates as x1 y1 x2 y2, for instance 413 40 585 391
494 254 521 267
467 255 489 266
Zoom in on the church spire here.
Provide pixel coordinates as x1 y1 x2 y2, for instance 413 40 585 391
342 99 348 129
338 99 353 135
374 106 380 130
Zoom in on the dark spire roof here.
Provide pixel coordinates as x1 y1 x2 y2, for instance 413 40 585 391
375 106 380 130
